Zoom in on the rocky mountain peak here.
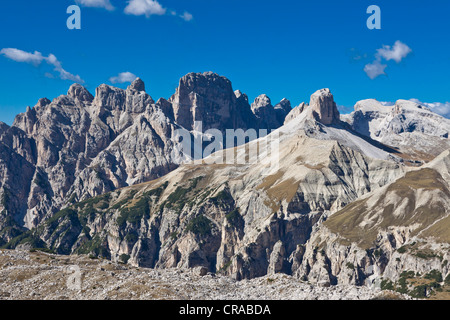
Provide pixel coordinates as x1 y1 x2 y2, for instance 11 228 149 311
275 98 291 110
392 99 430 116
234 90 248 102
0 121 9 133
36 98 51 108
176 72 232 93
274 98 292 125
67 83 94 103
127 77 146 93
251 94 272 111
284 102 307 125
309 88 340 125
168 72 238 131
252 94 272 108
93 84 126 110
250 94 286 129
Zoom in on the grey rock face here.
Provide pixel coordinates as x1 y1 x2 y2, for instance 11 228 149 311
310 89 340 125
170 72 253 132
168 72 288 133
67 84 94 103
250 95 291 130
0 73 291 244
284 103 307 125
2 76 448 299
295 150 450 289
251 94 279 129
127 77 146 93
10 113 407 283
274 98 292 125
0 78 176 235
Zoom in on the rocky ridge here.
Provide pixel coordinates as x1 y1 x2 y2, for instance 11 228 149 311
0 249 413 300
1 74 450 300
342 99 450 161
0 72 291 244
3 88 415 286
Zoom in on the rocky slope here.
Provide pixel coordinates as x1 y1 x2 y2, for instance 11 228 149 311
0 72 290 245
1 78 182 236
294 149 450 298
2 249 415 300
1 76 449 300
3 88 410 283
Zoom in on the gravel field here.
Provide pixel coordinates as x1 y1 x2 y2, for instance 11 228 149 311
0 249 411 300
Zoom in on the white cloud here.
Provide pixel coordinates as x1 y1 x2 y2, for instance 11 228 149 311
376 40 412 63
124 0 166 17
45 54 83 83
409 99 450 118
0 48 45 66
363 40 412 80
363 59 387 80
77 0 193 22
76 0 115 11
0 48 84 83
180 11 193 22
109 72 138 84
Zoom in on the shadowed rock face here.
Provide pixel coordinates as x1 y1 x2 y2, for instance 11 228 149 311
310 88 340 125
169 72 240 132
251 94 278 129
274 98 291 125
0 72 291 242
169 72 290 132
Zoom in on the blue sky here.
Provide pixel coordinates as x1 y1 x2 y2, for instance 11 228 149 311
0 0 449 125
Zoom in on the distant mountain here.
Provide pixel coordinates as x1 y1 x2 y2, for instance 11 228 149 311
0 72 290 244
2 88 407 278
342 99 450 162
1 76 449 299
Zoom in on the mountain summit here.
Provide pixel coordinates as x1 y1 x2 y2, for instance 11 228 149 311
309 88 340 125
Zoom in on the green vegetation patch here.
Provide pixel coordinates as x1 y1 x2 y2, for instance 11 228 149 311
424 270 443 283
116 182 168 228
186 214 212 237
1 230 47 250
1 187 11 208
210 189 234 206
381 269 447 299
46 208 80 231
164 177 203 213
75 234 109 258
119 254 131 264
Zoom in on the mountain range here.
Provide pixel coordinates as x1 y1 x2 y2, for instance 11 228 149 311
1 72 449 298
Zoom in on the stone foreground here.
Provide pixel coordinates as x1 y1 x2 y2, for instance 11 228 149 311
0 250 409 300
